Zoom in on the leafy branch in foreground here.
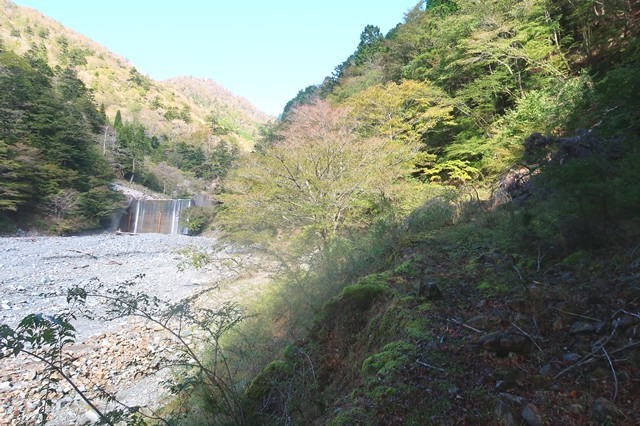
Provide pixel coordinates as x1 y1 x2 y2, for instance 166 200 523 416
76 276 249 424
0 309 138 425
0 274 248 425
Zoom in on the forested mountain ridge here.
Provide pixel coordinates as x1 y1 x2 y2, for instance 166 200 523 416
0 0 270 145
163 76 270 150
0 0 270 233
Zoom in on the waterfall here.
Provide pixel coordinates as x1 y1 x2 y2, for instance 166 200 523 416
119 199 193 234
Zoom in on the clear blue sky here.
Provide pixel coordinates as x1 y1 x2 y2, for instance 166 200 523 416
13 1 421 116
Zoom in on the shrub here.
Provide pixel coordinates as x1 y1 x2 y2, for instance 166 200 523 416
180 206 214 235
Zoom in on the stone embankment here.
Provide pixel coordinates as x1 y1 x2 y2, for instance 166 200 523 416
0 233 267 425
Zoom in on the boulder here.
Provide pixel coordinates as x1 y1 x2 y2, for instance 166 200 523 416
480 332 532 357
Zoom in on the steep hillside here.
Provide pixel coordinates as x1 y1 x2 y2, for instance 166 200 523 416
164 76 272 150
207 0 640 424
0 0 269 147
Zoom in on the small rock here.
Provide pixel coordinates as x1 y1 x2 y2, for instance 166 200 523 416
84 409 100 423
498 392 526 405
521 403 543 426
568 403 584 414
569 321 596 334
562 353 581 363
539 364 552 376
480 332 532 357
467 314 500 330
594 321 606 333
552 318 563 331
56 396 73 409
615 314 640 329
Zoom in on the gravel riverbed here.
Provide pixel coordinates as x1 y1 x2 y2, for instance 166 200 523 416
0 232 267 425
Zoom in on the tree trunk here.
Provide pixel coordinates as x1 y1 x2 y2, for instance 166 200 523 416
130 157 135 183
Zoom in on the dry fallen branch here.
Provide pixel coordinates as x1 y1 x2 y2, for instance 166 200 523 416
511 323 543 353
69 249 98 259
68 249 123 265
512 265 524 282
417 360 445 372
552 307 601 322
610 340 640 355
601 345 618 400
554 319 620 380
620 310 640 320
440 317 483 334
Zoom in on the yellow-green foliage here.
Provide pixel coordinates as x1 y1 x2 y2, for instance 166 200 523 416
344 79 456 144
218 100 422 257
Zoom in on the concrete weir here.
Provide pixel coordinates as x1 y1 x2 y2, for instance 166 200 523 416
118 199 193 234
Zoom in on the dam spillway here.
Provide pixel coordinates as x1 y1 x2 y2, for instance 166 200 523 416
118 199 193 234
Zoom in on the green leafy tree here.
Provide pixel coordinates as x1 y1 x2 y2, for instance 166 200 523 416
113 109 123 128
281 85 319 119
0 141 37 213
128 67 151 92
115 121 151 183
218 100 418 256
346 79 455 143
354 24 384 66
